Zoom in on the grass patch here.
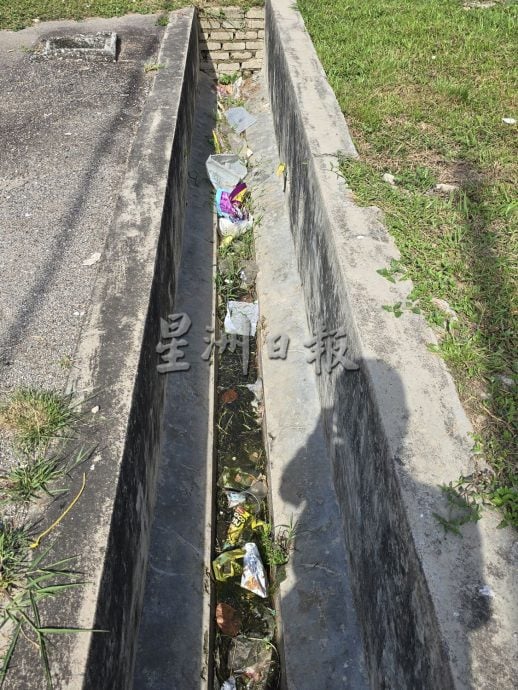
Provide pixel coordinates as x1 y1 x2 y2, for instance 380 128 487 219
144 61 165 72
0 544 93 689
0 525 30 593
0 389 76 453
0 0 264 31
0 386 91 684
298 0 517 527
0 454 70 504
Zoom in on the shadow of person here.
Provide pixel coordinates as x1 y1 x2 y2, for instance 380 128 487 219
278 362 491 689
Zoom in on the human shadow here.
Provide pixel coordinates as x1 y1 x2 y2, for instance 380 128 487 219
278 362 492 689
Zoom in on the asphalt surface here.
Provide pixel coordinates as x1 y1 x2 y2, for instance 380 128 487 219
0 15 163 405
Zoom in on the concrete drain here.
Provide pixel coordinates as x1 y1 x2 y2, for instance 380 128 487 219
41 32 117 61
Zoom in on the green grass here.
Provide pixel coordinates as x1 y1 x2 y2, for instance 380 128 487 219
298 0 517 527
0 525 30 592
0 0 264 31
0 384 90 686
0 544 94 689
0 389 77 453
0 453 71 503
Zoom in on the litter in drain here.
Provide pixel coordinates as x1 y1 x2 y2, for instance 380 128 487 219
41 32 117 61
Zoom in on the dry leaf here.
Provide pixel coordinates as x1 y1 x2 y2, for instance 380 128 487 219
221 389 238 404
216 602 241 637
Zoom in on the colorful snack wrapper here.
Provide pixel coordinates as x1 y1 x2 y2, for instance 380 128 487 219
241 542 268 598
224 506 268 550
225 505 250 548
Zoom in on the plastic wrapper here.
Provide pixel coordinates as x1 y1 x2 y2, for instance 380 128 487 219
248 479 268 501
213 548 245 582
224 506 268 550
241 542 268 598
224 301 259 337
218 467 258 491
239 260 258 287
221 678 237 690
206 154 247 190
228 636 272 688
225 106 257 134
218 217 253 238
225 490 248 508
232 76 243 99
216 183 249 221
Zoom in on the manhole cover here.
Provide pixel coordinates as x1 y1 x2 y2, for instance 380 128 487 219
41 32 117 61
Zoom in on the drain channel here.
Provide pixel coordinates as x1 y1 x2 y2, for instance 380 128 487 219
210 77 287 690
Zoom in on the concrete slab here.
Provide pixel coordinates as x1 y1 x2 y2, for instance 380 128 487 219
0 14 162 399
40 32 118 61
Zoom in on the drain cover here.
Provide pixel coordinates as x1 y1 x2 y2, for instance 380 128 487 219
42 32 117 61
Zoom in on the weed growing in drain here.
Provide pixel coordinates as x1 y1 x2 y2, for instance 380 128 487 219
216 228 257 320
0 389 77 453
259 520 296 567
218 72 241 86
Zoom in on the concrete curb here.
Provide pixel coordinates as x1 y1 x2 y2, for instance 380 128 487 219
246 89 369 688
5 9 200 689
265 1 517 688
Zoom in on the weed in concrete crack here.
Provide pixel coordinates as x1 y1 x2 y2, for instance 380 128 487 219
433 480 483 536
155 13 169 26
144 62 165 73
57 355 73 370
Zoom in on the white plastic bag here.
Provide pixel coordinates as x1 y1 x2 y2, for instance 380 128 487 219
218 216 254 238
241 542 268 598
206 154 247 190
224 301 259 337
